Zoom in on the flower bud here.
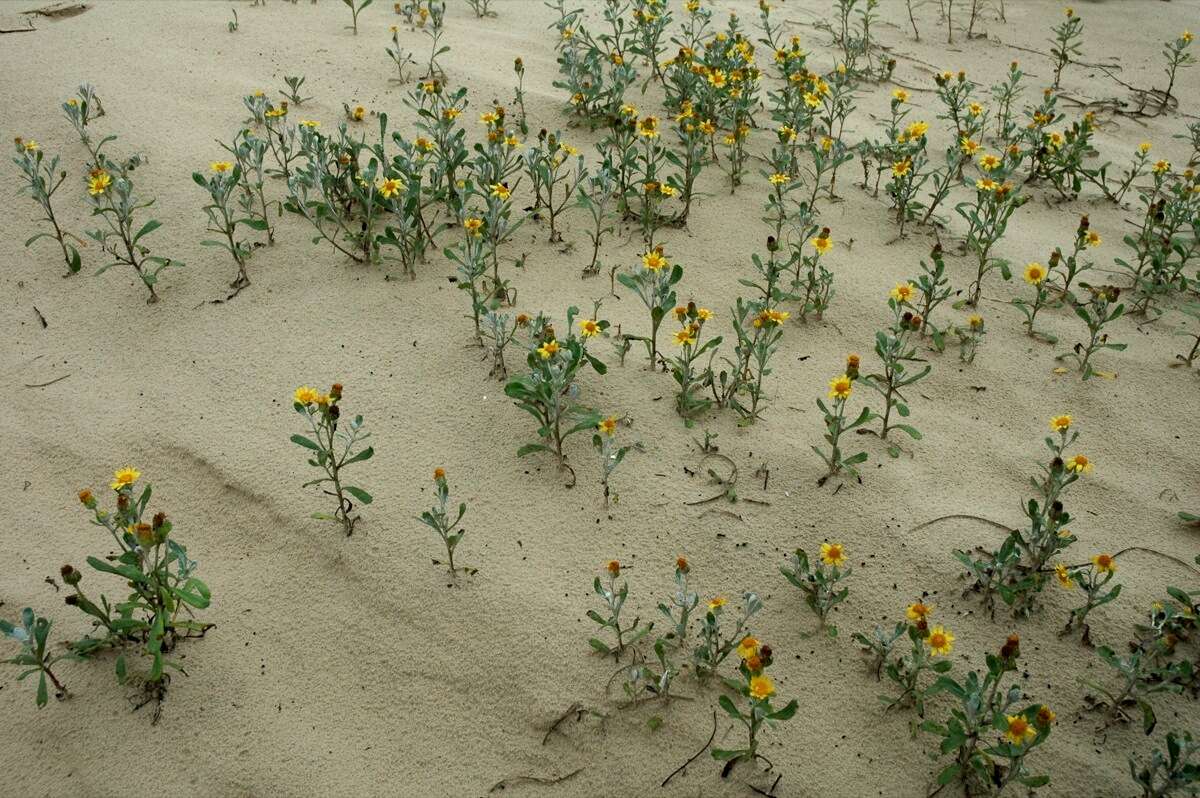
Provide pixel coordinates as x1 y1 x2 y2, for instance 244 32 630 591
61 564 82 586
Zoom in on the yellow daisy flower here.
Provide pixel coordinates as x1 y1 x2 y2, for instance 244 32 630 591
110 467 141 491
926 625 954 656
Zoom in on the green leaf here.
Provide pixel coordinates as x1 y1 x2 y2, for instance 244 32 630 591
342 446 374 465
290 434 322 451
344 486 373 505
516 443 550 457
132 219 162 244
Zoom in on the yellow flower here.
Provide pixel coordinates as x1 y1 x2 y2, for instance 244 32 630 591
1065 454 1092 474
707 596 727 611
22 139 39 152
1153 159 1170 174
811 235 833 255
298 119 320 128
490 182 511 200
961 137 980 155
828 374 853 400
905 121 929 139
479 111 499 125
748 674 775 700
976 178 997 192
88 170 112 196
696 308 713 322
890 282 915 303
892 88 909 103
1047 131 1064 149
463 217 484 236
906 602 933 622
537 340 560 359
736 636 760 660
926 625 954 656
1055 563 1074 588
707 69 728 88
642 250 668 271
597 416 618 436
1004 715 1037 745
820 542 846 567
578 318 601 337
803 91 821 109
968 314 984 329
294 386 320 405
110 467 141 491
978 153 1001 171
1050 414 1072 432
352 105 366 121
968 102 984 116
891 159 912 178
433 467 446 481
1091 553 1117 574
659 183 676 197
637 116 660 138
210 161 234 173
379 178 404 199
769 172 789 185
1036 706 1056 727
1023 262 1047 285
674 327 698 346
1182 30 1193 43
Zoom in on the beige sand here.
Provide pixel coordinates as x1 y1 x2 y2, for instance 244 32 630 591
1 0 1198 795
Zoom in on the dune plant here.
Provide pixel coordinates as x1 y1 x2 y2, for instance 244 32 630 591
923 635 1053 794
386 24 417 82
657 557 698 650
592 415 632 507
712 637 798 769
956 314 986 363
1129 730 1200 797
193 161 253 294
512 57 529 135
86 155 181 303
525 132 583 243
279 75 313 106
668 303 719 423
342 0 373 34
220 129 277 245
66 471 213 719
1049 8 1084 89
956 415 1089 616
0 608 75 708
290 383 374 536
910 245 952 349
1012 259 1056 342
588 560 653 659
13 138 82 275
692 593 762 680
619 247 682 369
715 297 789 424
503 307 607 475
813 360 872 484
959 159 1024 306
418 468 468 573
1056 553 1121 644
62 84 108 165
1057 284 1125 379
780 543 851 636
576 165 617 275
864 286 931 452
1085 644 1188 734
855 601 954 715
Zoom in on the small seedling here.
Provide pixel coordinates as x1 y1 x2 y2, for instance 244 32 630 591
417 468 468 573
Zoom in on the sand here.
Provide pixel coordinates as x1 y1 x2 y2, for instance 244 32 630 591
1 0 1198 795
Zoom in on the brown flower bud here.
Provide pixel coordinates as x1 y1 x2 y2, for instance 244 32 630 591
606 560 620 577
